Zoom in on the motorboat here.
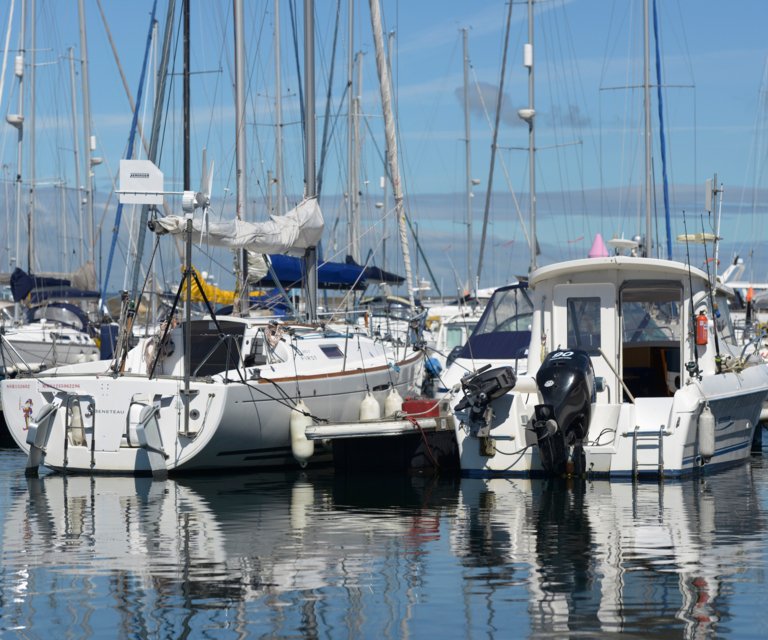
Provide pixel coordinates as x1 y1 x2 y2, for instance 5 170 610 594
437 281 532 395
451 253 768 478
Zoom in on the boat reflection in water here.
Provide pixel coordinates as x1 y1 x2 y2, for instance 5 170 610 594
1 470 459 638
1 462 764 637
453 465 765 637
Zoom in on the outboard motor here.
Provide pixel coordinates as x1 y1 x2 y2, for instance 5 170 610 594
533 349 595 476
454 364 516 437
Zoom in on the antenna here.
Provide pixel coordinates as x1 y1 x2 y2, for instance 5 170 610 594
682 212 700 379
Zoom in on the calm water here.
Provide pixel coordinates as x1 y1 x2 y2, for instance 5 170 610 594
2 438 768 639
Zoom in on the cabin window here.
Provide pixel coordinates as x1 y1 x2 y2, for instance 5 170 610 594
445 325 467 350
621 286 681 343
320 344 344 359
565 297 601 352
714 294 737 344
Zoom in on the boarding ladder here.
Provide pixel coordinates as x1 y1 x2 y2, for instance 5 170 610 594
630 425 667 478
25 393 97 475
25 393 168 478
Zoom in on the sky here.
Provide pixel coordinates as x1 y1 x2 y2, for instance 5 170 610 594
0 0 767 298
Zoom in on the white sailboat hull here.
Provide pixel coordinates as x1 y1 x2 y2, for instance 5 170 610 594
1 320 424 474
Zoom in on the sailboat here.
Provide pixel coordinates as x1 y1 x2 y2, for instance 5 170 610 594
1 0 424 476
0 0 100 436
449 0 768 478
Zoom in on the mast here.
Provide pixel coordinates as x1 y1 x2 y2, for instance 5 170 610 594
27 0 34 271
77 0 96 264
351 50 363 264
525 0 536 271
643 0 652 257
0 1 15 272
476 0 513 283
67 47 84 263
346 0 358 263
462 28 473 293
183 0 190 191
182 0 192 435
369 0 415 308
234 0 248 315
8 0 24 318
303 0 318 322
129 0 176 302
274 0 284 215
652 0 672 259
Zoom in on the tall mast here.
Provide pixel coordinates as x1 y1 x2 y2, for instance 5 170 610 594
27 0 34 271
183 0 190 191
303 0 318 322
369 0 415 308
274 0 284 215
476 0 513 284
234 0 248 314
351 50 363 264
462 28 473 293
8 0 24 290
67 47 84 264
346 0 356 261
182 0 192 434
77 0 95 264
643 0 652 257
525 0 536 271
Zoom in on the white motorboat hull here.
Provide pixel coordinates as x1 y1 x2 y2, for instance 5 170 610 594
456 370 767 478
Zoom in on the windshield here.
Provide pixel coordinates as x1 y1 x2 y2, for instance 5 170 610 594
456 284 533 360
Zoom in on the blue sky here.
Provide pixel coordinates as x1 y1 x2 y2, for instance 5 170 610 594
1 0 767 295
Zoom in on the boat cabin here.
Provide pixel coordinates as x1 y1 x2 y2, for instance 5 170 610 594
527 256 739 402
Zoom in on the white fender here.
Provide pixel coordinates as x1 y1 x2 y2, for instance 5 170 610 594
290 400 314 467
384 388 403 417
359 392 381 421
698 405 715 460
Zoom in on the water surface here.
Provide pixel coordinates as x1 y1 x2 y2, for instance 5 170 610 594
1 440 768 638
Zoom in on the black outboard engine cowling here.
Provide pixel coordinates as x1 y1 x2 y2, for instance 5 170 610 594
454 365 516 437
533 349 595 475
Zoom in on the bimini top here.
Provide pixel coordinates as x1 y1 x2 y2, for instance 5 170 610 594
530 256 709 288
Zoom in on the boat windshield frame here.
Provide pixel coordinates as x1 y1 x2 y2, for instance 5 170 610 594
455 283 532 360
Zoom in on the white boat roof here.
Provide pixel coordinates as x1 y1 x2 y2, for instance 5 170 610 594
530 256 709 287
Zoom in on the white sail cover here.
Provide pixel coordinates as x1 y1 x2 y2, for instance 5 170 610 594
151 197 324 257
246 251 269 283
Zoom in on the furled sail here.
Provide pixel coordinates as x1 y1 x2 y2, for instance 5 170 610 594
150 197 324 257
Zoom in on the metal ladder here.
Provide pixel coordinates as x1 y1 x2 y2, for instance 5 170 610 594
631 425 666 478
25 393 97 475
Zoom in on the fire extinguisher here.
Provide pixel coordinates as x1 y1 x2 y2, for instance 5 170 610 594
695 311 708 346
